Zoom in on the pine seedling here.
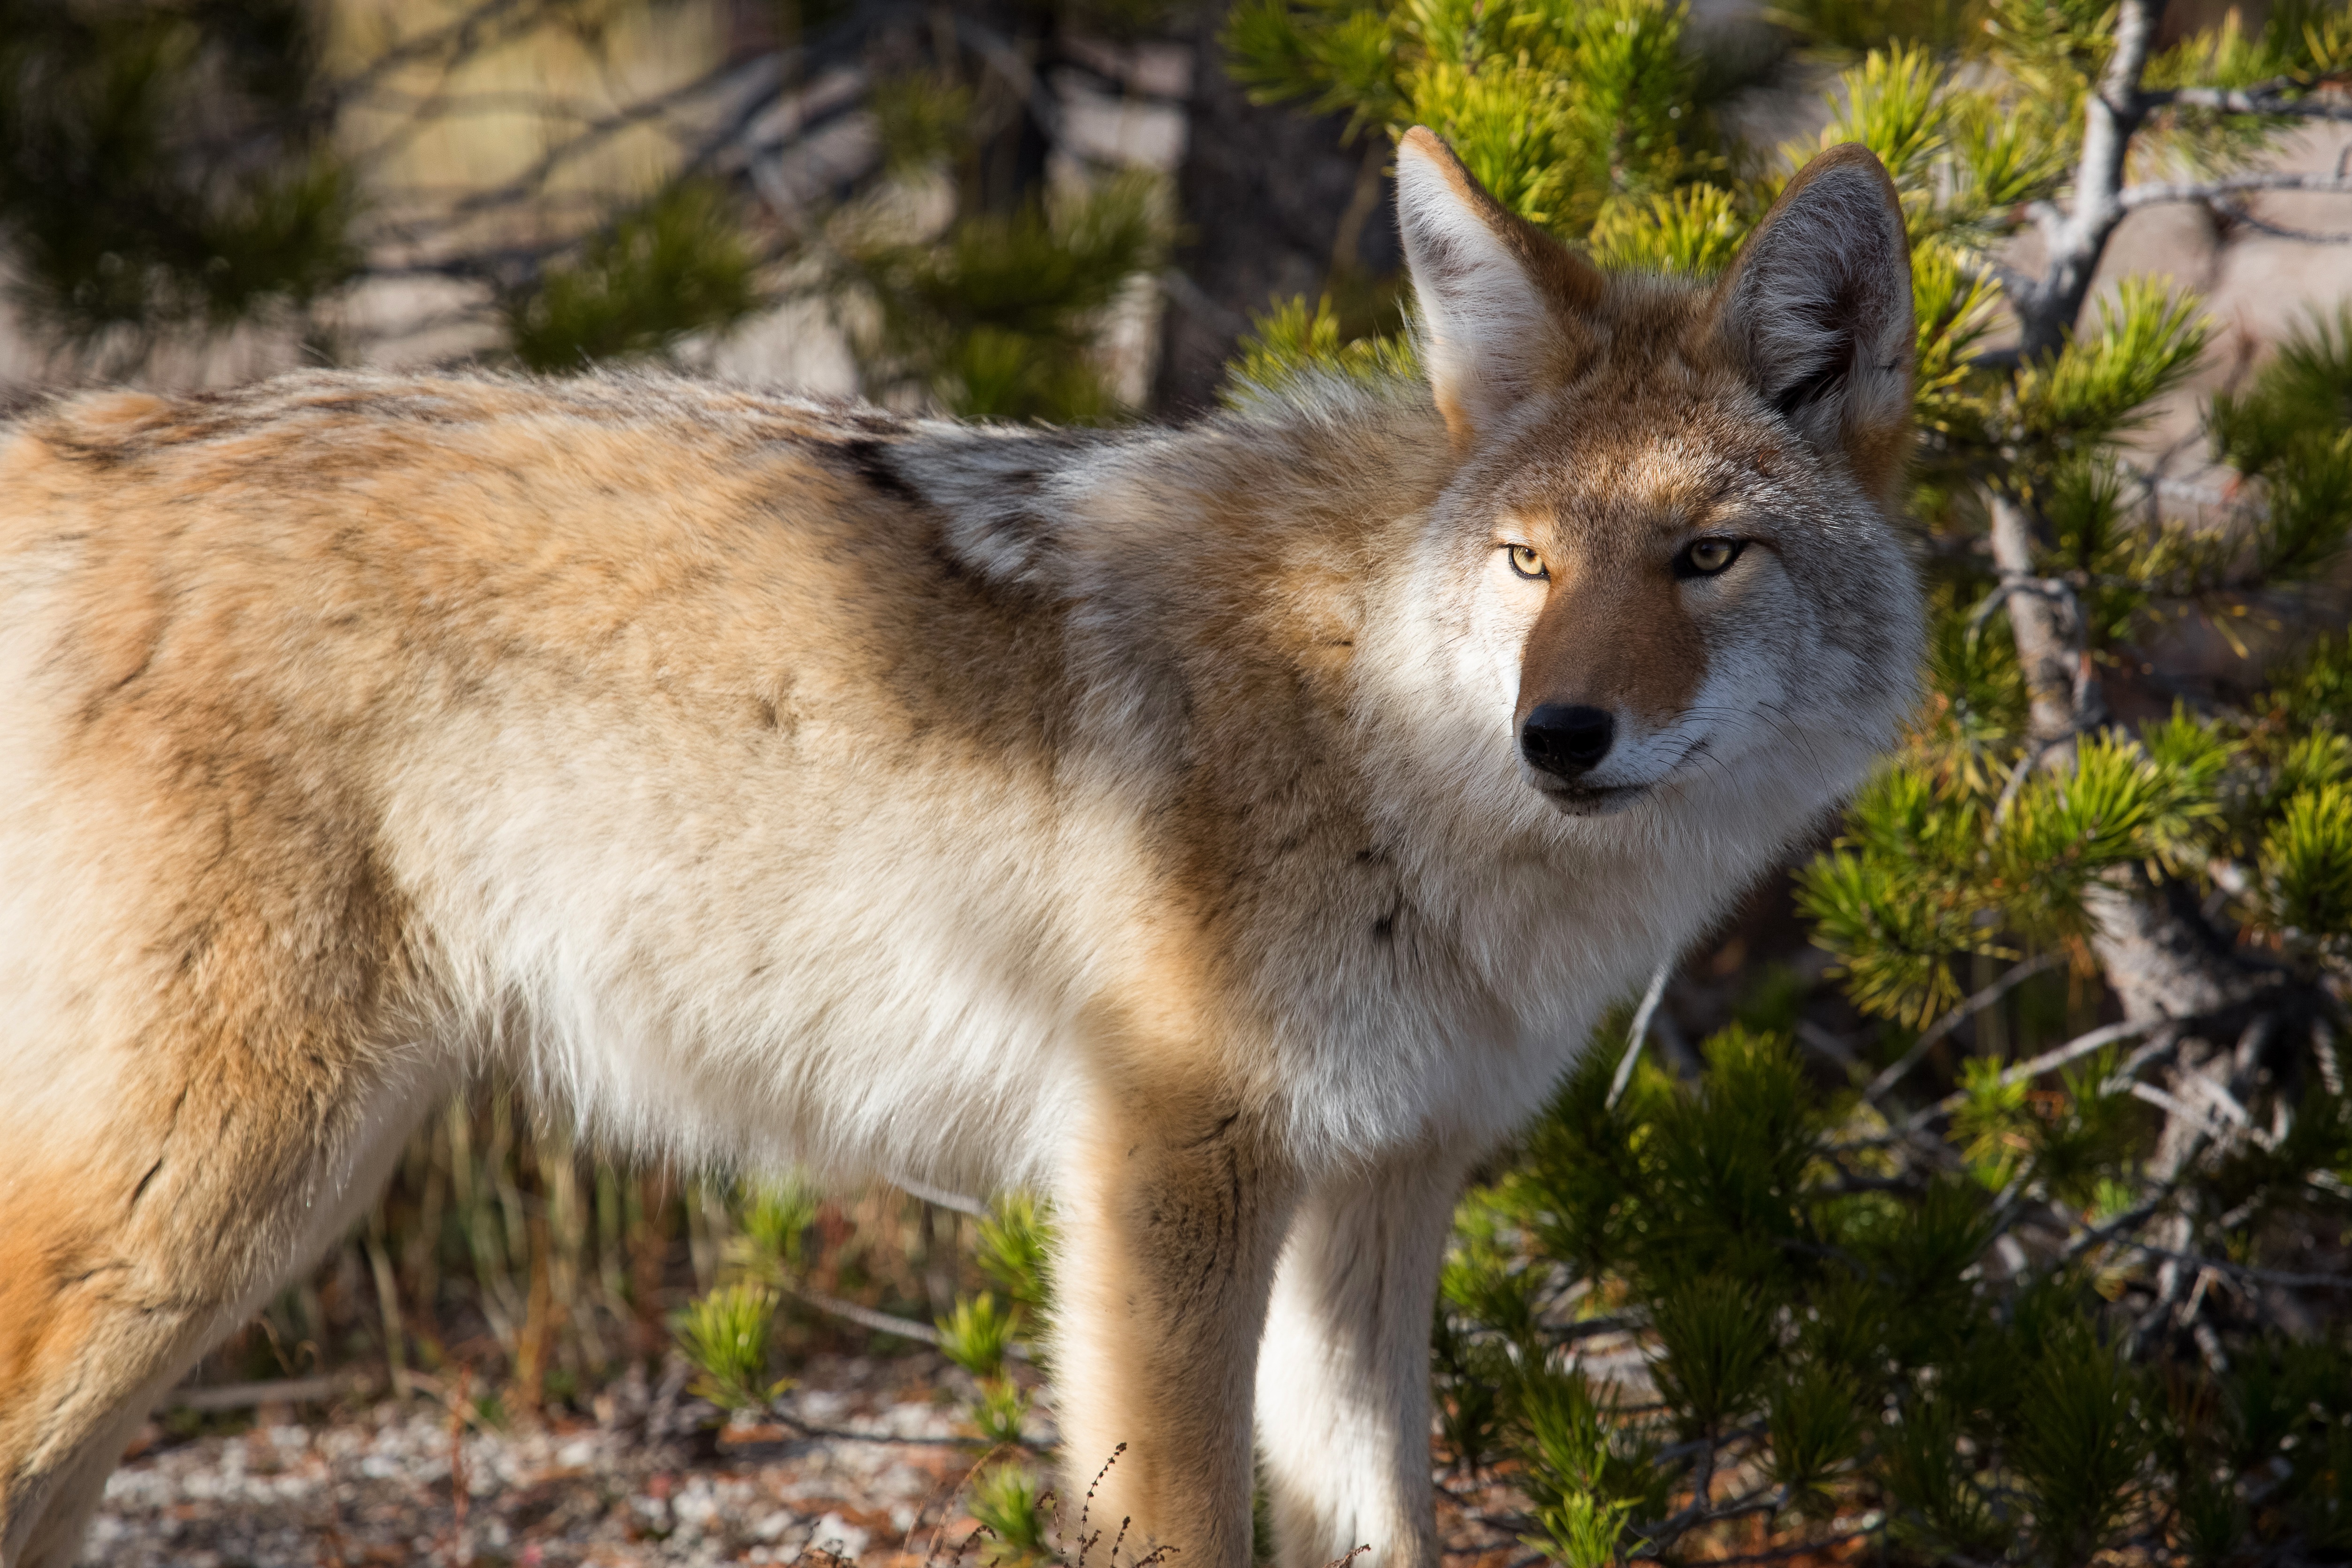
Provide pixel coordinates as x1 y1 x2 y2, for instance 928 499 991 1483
975 1196 1054 1312
1953 1056 2034 1191
1227 294 1417 405
941 1288 1034 1448
937 1291 1023 1380
740 1174 822 1277
2173 1470 2250 1568
2027 1049 2145 1209
1585 184 1747 276
970 1460 1054 1568
1511 1365 1658 1565
673 1281 788 1415
1881 1392 2006 1561
839 174 1164 422
1439 1191 1543 1351
1526 1490 1636 1568
970 1375 1031 1447
1429 1310 1510 1476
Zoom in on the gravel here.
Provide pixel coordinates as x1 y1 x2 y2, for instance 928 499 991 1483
82 1356 999 1568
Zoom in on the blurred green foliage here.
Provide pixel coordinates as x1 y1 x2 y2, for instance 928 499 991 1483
0 0 1172 410
0 0 358 346
839 173 1165 421
506 181 760 371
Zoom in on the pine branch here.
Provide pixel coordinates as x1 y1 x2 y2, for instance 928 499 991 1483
1987 493 2105 750
2120 171 2352 211
2010 0 2172 358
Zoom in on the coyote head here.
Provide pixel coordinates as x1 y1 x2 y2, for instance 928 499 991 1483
1392 129 1925 825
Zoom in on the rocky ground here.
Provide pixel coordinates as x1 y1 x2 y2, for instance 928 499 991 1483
82 1354 1543 1568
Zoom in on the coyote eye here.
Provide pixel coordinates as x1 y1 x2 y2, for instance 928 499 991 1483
1506 544 1548 580
1676 537 1745 579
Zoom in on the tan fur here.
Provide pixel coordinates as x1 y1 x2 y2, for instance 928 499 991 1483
0 137 1923 1568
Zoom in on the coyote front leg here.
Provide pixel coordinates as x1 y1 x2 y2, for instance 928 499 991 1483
1253 1143 1474 1568
1053 1092 1297 1568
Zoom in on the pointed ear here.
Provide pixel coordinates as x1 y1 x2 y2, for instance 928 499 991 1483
1395 127 1606 452
1711 143 1915 499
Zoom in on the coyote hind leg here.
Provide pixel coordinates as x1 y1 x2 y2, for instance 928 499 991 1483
0 1062 431 1568
0 887 436 1568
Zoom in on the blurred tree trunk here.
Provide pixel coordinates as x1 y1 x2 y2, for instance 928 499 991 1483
960 0 1057 217
1153 1 1400 414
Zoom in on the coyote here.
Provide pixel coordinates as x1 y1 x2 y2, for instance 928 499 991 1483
0 130 1921 1568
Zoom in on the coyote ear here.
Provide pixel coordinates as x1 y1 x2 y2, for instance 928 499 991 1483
1712 143 1915 499
1395 127 1605 452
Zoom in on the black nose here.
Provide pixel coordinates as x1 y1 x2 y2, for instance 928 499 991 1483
1520 703 1615 780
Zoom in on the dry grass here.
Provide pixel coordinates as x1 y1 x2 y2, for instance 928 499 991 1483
185 1087 973 1415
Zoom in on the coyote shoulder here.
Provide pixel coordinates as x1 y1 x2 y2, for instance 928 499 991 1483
0 131 1922 1568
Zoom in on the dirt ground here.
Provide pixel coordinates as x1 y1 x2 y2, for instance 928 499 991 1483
88 1355 1000 1568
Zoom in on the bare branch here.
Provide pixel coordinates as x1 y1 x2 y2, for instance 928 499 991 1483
2129 1080 2268 1147
163 1374 375 1413
778 1280 1039 1358
2147 84 2352 120
2120 170 2352 210
952 15 1069 148
1608 963 1673 1109
324 0 547 107
2118 1239 2352 1290
1902 1016 2178 1132
2058 1189 2176 1263
892 1177 992 1218
1864 953 2067 1105
2010 1015 2177 1089
443 54 784 223
2211 199 2352 245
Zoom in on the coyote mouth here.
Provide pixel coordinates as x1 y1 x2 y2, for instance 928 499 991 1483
1533 780 1646 816
1529 739 1711 816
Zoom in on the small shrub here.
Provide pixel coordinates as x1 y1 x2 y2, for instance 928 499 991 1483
672 1281 785 1416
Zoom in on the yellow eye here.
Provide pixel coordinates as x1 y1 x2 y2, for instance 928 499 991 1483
1506 544 1548 580
1678 537 1744 578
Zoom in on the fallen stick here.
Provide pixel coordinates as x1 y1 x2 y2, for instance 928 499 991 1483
162 1374 374 1413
